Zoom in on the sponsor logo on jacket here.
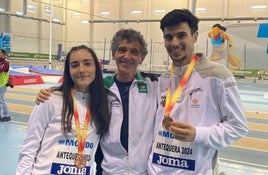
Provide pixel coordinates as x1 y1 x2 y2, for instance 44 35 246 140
160 96 166 107
191 97 200 108
137 82 148 93
152 153 195 171
158 130 174 139
189 87 202 108
51 163 90 175
58 139 94 149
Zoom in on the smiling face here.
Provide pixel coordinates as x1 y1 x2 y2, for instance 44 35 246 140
113 39 144 82
163 22 198 67
69 49 96 92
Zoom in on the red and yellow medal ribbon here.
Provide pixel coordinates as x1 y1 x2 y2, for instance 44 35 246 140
164 54 199 117
72 90 91 155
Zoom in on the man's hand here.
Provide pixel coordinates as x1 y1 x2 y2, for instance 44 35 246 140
169 121 196 142
35 89 51 105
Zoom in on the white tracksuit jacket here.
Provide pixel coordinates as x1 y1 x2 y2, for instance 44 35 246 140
101 72 158 175
16 91 100 175
148 53 248 175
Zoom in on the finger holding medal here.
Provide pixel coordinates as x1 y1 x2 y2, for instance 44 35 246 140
168 121 196 142
162 115 174 131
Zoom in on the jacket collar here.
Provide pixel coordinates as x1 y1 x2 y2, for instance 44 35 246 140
104 71 146 88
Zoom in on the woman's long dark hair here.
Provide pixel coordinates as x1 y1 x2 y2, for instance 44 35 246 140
52 45 110 136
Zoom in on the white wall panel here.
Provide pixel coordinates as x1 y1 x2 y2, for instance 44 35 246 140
1 0 267 69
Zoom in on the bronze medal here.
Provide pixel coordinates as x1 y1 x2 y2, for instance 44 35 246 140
75 154 87 169
162 117 173 131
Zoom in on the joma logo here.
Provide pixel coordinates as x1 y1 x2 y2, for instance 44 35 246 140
152 153 195 171
51 163 90 175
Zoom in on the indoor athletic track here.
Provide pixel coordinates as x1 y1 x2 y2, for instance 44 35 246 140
0 78 268 175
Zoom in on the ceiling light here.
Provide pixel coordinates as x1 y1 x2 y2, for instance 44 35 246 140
52 18 61 23
251 5 267 10
81 20 89 24
130 10 142 15
196 8 206 12
27 5 36 11
71 12 80 16
100 11 110 16
44 5 52 14
153 9 166 13
16 11 23 15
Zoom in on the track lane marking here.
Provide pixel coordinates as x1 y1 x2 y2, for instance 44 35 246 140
232 137 268 152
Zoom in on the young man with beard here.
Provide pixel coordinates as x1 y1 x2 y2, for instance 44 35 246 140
147 9 248 175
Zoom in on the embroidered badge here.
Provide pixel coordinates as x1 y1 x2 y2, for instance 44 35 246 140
160 96 166 107
189 87 203 99
191 98 200 108
138 82 148 93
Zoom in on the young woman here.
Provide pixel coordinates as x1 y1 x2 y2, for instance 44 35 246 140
16 45 110 175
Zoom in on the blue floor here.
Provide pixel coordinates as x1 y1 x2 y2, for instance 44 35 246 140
1 79 268 175
0 122 26 175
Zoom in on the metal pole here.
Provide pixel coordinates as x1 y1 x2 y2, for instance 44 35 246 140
149 39 153 73
244 44 247 71
191 0 197 15
206 38 208 57
23 0 27 15
103 38 106 60
49 0 52 69
103 38 106 70
108 39 111 62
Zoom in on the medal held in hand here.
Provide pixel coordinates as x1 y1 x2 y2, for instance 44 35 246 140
73 90 91 169
75 154 87 169
162 116 174 131
163 54 199 130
